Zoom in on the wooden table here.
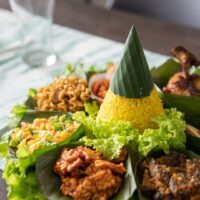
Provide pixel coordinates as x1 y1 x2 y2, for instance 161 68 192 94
0 0 200 199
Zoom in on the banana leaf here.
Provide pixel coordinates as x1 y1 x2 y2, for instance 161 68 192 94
33 125 84 157
186 134 200 155
8 124 84 159
159 91 200 128
134 150 200 200
9 103 72 129
25 96 37 109
150 58 181 88
0 125 10 140
36 145 137 200
151 59 200 128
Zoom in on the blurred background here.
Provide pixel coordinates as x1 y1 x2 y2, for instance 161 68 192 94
0 0 199 56
114 0 200 29
1 0 200 29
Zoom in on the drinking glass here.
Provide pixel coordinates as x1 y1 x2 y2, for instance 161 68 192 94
9 0 56 67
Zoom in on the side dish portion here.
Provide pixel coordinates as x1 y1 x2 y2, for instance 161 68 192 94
10 115 80 153
54 146 127 200
163 46 200 96
34 76 90 112
140 151 200 199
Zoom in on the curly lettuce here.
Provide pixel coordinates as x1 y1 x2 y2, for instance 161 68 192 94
73 111 138 159
138 108 186 156
84 101 99 116
0 130 13 158
3 159 45 200
74 108 186 159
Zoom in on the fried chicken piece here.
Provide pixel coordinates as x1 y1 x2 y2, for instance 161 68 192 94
73 169 122 200
163 72 200 96
163 46 200 96
171 46 199 68
54 146 101 176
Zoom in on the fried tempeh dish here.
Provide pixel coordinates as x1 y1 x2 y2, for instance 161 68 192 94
54 146 127 200
163 46 200 96
34 76 90 112
140 151 200 200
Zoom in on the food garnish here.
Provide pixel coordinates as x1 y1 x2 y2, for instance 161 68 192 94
54 146 127 200
171 46 200 69
97 26 164 130
34 76 90 112
139 151 200 199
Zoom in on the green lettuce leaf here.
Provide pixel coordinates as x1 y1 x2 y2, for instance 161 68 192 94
3 158 46 200
83 135 133 160
0 142 8 158
9 105 28 129
0 130 12 158
138 108 186 156
74 109 186 159
64 63 87 80
28 88 37 97
73 111 138 159
0 127 13 170
84 101 99 116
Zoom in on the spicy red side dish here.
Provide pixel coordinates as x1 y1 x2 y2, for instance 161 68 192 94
92 79 110 99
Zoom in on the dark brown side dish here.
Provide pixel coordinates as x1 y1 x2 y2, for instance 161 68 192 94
54 146 127 200
140 151 200 200
163 46 200 96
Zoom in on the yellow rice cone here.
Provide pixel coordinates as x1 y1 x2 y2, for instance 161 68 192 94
97 87 164 131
